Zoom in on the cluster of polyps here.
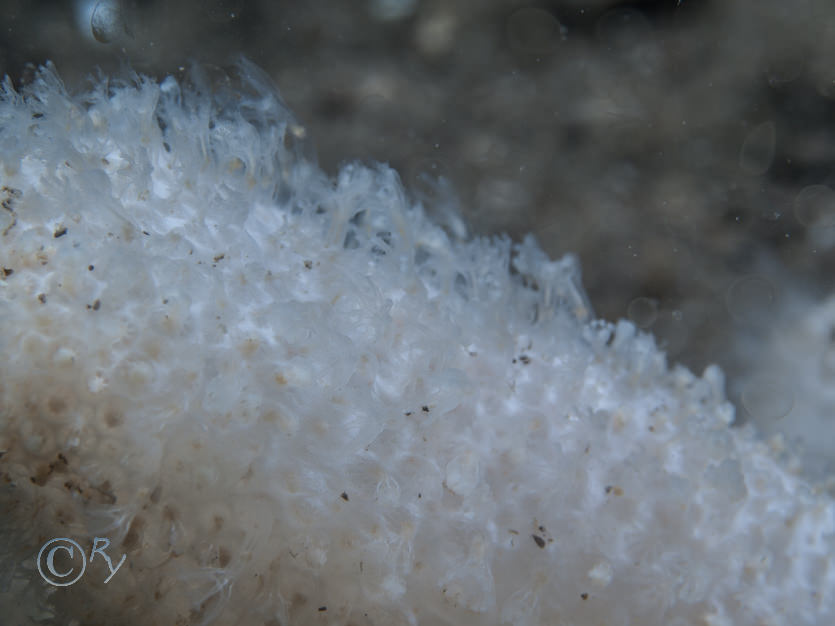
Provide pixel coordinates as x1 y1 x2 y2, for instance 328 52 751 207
0 61 832 626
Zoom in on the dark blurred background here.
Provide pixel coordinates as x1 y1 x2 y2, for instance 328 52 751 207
2 0 834 412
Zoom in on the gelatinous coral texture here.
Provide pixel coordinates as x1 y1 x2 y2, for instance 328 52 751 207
0 61 832 625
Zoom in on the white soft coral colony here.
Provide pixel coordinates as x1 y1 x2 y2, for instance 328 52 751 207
0 61 832 626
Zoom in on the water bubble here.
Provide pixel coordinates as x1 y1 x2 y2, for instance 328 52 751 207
627 297 658 328
507 7 563 56
740 121 776 175
741 375 794 422
793 185 835 228
726 275 776 323
90 0 130 44
652 308 689 357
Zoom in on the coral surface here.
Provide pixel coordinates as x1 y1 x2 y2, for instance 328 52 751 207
0 62 832 625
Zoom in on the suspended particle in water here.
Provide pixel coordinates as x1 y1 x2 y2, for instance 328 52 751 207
203 0 245 24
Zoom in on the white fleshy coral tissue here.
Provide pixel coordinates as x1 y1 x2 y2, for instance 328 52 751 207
0 60 832 626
